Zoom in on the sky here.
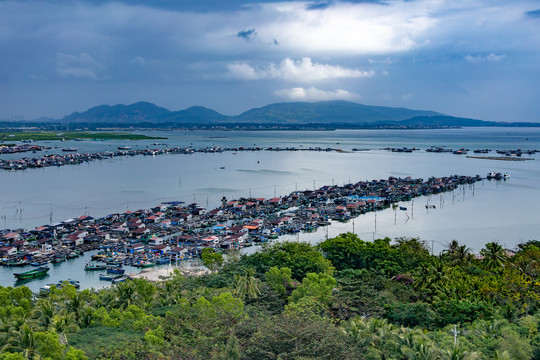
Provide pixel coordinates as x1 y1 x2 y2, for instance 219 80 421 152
1 0 539 122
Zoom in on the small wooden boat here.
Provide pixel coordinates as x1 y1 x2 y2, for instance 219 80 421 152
84 262 107 271
111 276 128 284
14 266 49 280
155 258 170 265
99 273 122 281
106 266 125 275
134 261 155 268
4 260 28 267
57 279 80 289
51 256 66 264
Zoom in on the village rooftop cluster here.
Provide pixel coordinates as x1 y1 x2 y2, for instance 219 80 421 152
0 174 483 277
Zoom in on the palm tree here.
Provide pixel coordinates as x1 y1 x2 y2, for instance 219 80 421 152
52 311 79 346
3 323 39 359
447 343 478 360
455 245 473 266
480 242 507 271
113 281 141 310
494 350 511 360
400 337 439 360
474 319 507 340
443 240 473 266
443 240 460 258
234 268 261 300
77 306 95 328
345 317 398 355
66 292 85 324
413 260 449 295
33 298 57 331
397 327 426 350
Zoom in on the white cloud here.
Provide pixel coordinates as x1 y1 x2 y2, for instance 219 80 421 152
275 86 360 101
55 53 105 80
368 58 397 64
130 56 146 67
464 53 507 64
249 1 436 55
226 58 373 82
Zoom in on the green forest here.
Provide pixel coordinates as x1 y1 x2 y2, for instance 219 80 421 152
1 234 540 359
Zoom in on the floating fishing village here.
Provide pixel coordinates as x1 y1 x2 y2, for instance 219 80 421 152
0 173 489 290
0 143 537 170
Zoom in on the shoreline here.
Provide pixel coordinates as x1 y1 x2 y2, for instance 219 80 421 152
129 262 212 282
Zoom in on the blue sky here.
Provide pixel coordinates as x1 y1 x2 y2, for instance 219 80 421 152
1 0 539 122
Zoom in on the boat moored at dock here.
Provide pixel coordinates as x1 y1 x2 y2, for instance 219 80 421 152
14 266 49 280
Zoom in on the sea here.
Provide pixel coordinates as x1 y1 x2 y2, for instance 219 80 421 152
1 127 539 291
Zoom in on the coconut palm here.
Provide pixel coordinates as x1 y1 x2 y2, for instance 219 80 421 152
443 240 460 258
52 311 79 346
66 292 85 324
33 297 57 331
397 327 427 350
77 306 95 328
234 268 261 300
3 323 39 359
112 281 142 310
447 343 478 360
413 260 449 294
455 245 473 266
443 241 473 266
480 242 507 271
494 350 511 360
345 317 399 354
474 319 507 340
400 337 440 360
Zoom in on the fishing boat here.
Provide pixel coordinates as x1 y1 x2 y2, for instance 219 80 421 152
399 206 407 211
106 266 125 275
99 273 122 281
3 259 28 267
118 146 131 150
57 279 80 289
111 276 128 284
51 256 66 264
39 284 55 294
155 258 171 265
134 260 155 268
14 266 49 280
487 171 503 180
62 148 77 152
84 262 107 271
66 252 80 259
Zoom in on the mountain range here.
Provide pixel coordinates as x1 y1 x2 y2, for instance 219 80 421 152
29 101 539 127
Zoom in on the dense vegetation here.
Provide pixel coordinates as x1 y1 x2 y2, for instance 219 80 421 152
1 234 540 359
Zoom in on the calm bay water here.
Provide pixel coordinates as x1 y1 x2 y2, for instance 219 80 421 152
1 127 539 291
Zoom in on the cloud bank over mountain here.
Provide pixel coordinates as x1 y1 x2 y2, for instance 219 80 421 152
1 0 540 122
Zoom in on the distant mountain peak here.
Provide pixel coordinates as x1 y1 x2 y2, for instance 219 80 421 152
52 100 497 128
